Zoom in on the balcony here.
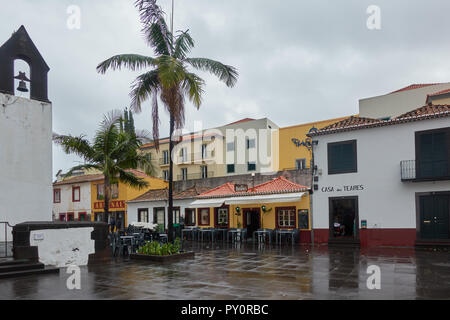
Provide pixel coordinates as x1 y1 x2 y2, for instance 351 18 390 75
159 157 170 166
160 151 215 166
401 160 450 182
177 172 215 181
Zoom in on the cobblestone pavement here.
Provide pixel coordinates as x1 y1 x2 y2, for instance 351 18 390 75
0 242 449 300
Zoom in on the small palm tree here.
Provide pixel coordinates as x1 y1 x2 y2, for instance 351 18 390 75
53 111 153 223
97 0 238 241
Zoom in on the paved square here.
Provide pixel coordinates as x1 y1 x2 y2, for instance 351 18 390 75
0 242 449 300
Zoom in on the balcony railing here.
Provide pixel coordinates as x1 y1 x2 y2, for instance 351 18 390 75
177 172 215 181
160 151 215 166
401 160 450 181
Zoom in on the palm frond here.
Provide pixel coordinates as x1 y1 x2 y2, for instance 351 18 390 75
130 70 160 113
63 164 102 179
173 30 194 60
182 72 205 108
96 54 156 74
52 133 96 161
185 58 238 88
135 0 173 55
117 168 149 189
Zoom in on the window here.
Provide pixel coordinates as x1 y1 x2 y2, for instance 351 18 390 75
173 207 181 225
277 207 296 228
295 159 307 170
248 162 256 171
67 212 75 221
180 147 188 163
247 138 256 149
185 209 196 226
72 186 80 202
227 141 235 152
59 213 66 222
181 168 188 181
227 164 235 174
111 183 119 199
202 144 208 159
53 189 61 203
416 128 450 179
163 170 169 181
298 210 309 229
201 166 208 179
78 212 87 222
163 150 169 164
198 208 210 226
215 207 229 228
328 140 357 174
153 208 165 231
97 184 104 200
138 209 149 223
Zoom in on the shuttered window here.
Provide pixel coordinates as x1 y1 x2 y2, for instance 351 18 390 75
328 140 357 174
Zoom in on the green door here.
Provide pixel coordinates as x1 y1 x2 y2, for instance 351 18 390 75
420 195 450 239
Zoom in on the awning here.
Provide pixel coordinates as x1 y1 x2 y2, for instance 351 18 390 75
224 192 307 205
189 198 226 208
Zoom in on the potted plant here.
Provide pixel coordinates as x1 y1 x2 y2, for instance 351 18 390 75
130 238 195 263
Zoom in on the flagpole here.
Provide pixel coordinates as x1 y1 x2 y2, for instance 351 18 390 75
171 0 174 34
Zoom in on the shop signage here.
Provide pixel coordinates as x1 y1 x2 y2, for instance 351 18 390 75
235 184 248 192
321 185 364 193
94 200 125 210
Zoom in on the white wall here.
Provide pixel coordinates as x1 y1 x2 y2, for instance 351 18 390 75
127 199 196 228
52 182 92 220
312 117 450 230
0 93 52 239
359 83 450 119
30 227 95 267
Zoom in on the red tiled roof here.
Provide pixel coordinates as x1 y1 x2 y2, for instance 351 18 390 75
309 105 450 136
426 88 450 103
251 176 308 193
226 118 255 126
390 83 443 94
129 185 211 202
197 177 309 199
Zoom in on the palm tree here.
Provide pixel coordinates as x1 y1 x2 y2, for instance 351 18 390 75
53 111 153 223
97 0 238 241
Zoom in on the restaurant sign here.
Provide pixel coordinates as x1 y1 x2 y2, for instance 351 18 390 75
94 200 126 210
235 184 248 192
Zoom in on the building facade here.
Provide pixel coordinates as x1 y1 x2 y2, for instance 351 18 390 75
309 105 450 247
0 26 52 240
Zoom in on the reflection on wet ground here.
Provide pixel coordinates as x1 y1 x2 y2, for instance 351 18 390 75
0 241 449 300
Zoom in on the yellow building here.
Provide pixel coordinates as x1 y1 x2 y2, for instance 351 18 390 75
90 169 168 229
190 177 312 243
278 117 352 171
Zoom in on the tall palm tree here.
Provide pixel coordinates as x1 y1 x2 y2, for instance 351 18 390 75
53 111 153 223
97 0 238 241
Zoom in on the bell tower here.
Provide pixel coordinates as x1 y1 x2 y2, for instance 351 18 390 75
0 25 50 102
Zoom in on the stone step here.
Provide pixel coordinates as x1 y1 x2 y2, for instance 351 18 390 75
0 266 59 279
0 259 31 267
0 262 44 273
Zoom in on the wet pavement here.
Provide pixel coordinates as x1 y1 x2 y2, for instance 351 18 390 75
0 242 449 300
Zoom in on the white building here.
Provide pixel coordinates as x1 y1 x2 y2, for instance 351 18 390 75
0 26 52 240
309 105 450 247
127 185 210 231
52 174 97 222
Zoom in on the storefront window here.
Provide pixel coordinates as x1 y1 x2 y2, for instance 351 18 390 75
277 207 296 228
173 208 180 224
111 183 119 199
198 208 210 226
138 209 149 223
216 207 229 227
97 184 104 200
154 208 165 231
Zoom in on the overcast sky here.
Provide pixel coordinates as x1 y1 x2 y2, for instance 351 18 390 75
2 0 450 177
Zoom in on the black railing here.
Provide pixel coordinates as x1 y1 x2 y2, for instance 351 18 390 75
177 172 215 181
0 222 13 258
401 160 450 181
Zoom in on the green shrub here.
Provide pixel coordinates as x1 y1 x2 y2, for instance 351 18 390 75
137 238 181 256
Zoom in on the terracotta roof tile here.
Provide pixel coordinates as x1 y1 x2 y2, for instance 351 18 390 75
197 183 238 198
309 105 450 136
129 185 211 202
390 83 443 94
251 176 308 193
427 88 450 97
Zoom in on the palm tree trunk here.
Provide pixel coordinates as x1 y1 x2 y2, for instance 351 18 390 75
167 114 175 242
